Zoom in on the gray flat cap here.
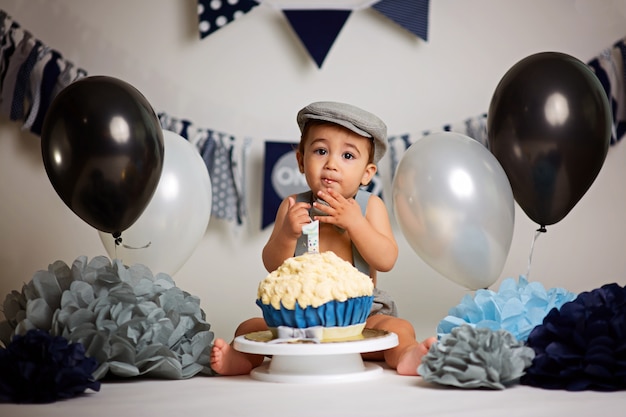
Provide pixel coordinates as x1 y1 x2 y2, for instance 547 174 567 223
297 101 387 163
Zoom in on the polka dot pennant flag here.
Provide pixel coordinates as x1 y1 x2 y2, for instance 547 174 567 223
197 0 260 39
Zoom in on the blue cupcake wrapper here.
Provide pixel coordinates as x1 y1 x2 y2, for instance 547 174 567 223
256 296 374 328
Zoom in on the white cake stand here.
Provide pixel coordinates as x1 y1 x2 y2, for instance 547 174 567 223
233 329 398 383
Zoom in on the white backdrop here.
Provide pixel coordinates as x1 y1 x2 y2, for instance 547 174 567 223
1 0 625 341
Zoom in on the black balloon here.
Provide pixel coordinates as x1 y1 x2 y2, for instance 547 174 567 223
41 76 164 235
488 52 612 227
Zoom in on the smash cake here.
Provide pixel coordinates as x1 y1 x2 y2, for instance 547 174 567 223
256 251 374 341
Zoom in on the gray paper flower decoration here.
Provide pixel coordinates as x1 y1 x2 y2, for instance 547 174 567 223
0 256 215 379
418 324 535 389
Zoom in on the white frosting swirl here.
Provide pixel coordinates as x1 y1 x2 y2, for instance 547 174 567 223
257 251 374 310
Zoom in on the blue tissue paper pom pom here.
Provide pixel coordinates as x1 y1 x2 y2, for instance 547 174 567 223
437 276 577 342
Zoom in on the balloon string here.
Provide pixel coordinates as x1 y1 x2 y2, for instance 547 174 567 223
527 226 546 279
112 232 151 250
121 242 151 250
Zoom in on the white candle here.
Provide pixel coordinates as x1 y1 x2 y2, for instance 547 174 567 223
302 220 319 254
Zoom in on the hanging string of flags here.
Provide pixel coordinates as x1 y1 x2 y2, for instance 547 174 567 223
196 0 430 68
0 9 624 232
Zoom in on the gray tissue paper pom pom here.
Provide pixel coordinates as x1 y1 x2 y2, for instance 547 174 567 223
0 256 215 380
418 324 535 389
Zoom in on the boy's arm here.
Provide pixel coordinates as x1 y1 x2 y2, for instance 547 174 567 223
262 196 312 272
312 188 398 272
347 195 398 272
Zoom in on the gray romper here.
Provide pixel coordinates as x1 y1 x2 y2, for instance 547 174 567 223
294 190 398 317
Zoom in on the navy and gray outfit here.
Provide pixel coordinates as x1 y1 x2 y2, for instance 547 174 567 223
294 189 398 317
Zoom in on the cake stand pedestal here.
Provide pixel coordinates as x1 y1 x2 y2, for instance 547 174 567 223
233 329 398 383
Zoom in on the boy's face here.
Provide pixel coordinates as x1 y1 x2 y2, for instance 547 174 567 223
297 123 376 199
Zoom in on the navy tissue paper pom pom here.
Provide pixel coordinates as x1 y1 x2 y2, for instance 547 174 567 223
0 329 100 403
521 283 626 391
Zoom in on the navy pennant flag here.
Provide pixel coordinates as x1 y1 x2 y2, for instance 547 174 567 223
262 141 308 229
197 0 259 39
282 9 352 68
371 0 430 41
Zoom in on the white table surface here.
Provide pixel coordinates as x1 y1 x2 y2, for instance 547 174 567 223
2 362 625 417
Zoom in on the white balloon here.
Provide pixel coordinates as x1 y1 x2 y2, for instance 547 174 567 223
392 132 514 290
99 130 212 275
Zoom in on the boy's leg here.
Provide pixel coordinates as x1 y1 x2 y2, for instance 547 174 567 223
365 314 435 376
234 317 269 337
210 317 268 375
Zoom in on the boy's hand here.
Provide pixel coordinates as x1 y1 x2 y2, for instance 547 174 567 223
282 197 312 239
312 189 363 231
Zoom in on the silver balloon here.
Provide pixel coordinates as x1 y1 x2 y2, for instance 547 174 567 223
392 132 515 290
99 130 212 276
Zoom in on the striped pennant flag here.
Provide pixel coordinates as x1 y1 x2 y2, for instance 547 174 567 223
371 0 430 41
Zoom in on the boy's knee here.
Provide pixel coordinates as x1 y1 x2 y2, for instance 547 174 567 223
369 314 414 332
235 317 267 335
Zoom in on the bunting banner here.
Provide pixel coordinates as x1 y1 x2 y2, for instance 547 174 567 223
158 112 250 226
588 43 626 145
196 0 430 68
388 113 489 179
0 10 87 135
1 10 625 232
386 32 626 178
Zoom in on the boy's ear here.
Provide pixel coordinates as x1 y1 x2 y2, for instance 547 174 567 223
361 163 377 186
296 151 304 173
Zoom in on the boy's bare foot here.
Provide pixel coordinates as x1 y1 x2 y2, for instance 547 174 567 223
210 338 254 376
396 337 437 376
